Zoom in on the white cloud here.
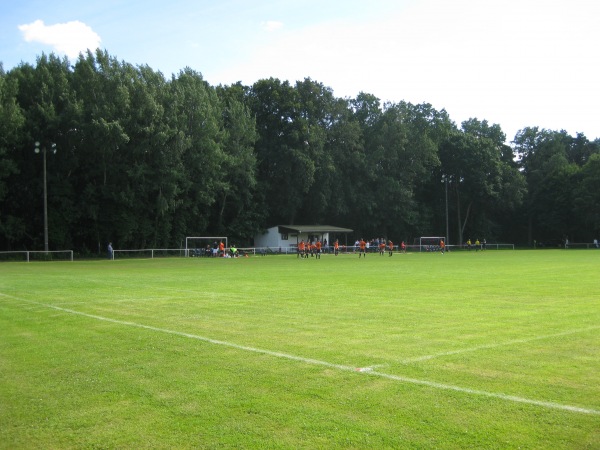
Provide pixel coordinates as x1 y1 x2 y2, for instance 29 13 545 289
18 19 102 59
261 21 283 32
207 0 600 139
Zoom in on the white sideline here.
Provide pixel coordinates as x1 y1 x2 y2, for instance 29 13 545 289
2 293 599 416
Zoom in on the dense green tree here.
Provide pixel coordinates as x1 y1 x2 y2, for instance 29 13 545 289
293 78 338 222
573 153 600 238
358 102 443 238
212 85 261 241
5 54 80 250
248 78 317 224
0 64 25 248
71 50 133 251
0 50 597 252
515 128 600 244
389 102 452 238
165 68 227 243
439 119 525 245
319 97 365 228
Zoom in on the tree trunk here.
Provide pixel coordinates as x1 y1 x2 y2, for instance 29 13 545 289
461 201 473 242
455 185 463 246
217 192 227 233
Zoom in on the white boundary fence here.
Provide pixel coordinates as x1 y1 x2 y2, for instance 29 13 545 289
446 243 515 251
11 242 600 262
108 242 600 256
111 248 187 259
0 250 74 262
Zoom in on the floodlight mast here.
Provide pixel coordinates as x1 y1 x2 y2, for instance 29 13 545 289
35 141 57 253
442 174 450 246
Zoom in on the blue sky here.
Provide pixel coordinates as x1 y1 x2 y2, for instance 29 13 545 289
2 0 599 141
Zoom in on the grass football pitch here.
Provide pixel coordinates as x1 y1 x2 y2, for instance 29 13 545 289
1 249 599 449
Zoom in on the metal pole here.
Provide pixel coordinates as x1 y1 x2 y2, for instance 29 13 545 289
36 141 55 253
445 176 449 246
43 146 49 253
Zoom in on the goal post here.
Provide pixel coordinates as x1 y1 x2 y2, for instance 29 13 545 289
185 236 228 257
419 236 446 252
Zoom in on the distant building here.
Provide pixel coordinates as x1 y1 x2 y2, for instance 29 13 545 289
254 225 353 250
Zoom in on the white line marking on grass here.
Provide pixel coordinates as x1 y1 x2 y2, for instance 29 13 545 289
402 326 600 363
2 293 599 416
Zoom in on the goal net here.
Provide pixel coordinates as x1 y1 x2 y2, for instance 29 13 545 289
185 236 228 257
418 236 446 252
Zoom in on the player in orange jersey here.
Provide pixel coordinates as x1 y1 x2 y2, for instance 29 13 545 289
359 238 366 258
298 240 305 258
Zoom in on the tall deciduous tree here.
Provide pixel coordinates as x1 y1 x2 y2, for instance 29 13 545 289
213 84 261 240
248 78 316 224
514 127 598 244
7 54 80 250
321 97 365 228
167 68 226 239
71 50 132 251
0 64 25 248
440 119 525 244
574 153 600 238
1 49 596 252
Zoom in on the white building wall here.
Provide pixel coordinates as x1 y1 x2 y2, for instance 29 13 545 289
254 227 332 249
254 226 282 248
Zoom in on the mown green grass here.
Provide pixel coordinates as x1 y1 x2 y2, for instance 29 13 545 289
1 250 599 449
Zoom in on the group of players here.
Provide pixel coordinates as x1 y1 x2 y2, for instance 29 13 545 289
354 238 395 258
297 238 418 258
353 238 409 257
297 239 326 259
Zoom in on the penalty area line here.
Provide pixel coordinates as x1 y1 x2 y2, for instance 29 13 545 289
3 293 600 416
402 326 600 363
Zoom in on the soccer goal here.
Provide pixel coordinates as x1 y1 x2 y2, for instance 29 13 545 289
419 236 446 252
185 236 228 257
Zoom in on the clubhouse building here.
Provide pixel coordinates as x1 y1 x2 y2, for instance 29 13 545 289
254 225 353 250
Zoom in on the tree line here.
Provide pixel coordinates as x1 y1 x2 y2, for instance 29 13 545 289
1 50 599 253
